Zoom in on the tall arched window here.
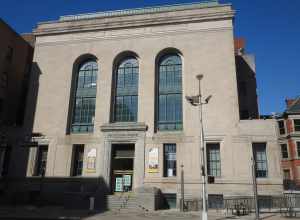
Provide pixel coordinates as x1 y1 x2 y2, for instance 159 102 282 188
157 54 182 131
113 57 139 122
71 60 98 133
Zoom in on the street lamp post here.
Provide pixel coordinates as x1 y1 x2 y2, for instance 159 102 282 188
186 74 211 220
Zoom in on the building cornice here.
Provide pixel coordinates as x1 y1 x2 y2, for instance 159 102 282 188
33 2 234 36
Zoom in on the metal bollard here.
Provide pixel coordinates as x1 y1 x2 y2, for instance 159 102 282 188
89 197 95 211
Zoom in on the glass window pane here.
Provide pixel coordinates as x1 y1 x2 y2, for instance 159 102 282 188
207 143 221 177
71 60 98 133
253 143 268 178
164 144 177 177
158 54 182 131
114 57 139 122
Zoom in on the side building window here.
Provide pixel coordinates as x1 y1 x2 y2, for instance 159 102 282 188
113 57 139 122
71 60 98 133
253 143 268 178
278 120 285 135
207 143 221 177
283 169 291 180
0 146 11 177
281 144 289 159
34 145 48 176
294 119 300 132
297 142 300 158
71 144 84 176
163 144 176 177
157 54 182 131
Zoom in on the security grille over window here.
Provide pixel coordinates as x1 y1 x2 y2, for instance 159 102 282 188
163 144 176 177
157 54 182 131
207 143 221 177
71 60 97 133
113 57 139 122
253 143 268 178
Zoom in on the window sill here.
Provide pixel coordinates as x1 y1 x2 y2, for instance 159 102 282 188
255 177 268 179
161 177 177 183
67 133 94 137
154 130 184 136
28 176 45 178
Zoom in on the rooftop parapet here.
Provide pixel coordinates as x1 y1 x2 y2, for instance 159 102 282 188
33 1 234 36
59 1 220 21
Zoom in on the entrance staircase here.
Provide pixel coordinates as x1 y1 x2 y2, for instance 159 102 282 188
107 193 148 212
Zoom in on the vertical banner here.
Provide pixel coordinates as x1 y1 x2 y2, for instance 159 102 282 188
148 147 159 173
86 148 97 173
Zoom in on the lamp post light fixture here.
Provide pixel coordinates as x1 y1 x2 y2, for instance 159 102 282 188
185 74 211 220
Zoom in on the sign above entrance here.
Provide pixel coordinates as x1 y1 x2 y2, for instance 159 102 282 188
148 147 159 173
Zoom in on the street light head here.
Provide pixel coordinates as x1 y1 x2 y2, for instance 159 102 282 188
205 95 212 104
196 74 204 80
185 95 198 106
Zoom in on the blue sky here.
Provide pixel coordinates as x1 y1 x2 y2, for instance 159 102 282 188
1 0 299 115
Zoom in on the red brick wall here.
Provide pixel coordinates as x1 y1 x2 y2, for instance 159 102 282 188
286 119 294 133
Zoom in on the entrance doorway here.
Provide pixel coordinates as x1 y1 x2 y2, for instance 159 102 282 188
111 144 134 193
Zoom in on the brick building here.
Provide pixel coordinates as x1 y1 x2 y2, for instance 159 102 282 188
278 97 300 190
0 19 34 179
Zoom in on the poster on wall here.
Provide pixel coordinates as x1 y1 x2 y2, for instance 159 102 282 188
148 147 159 173
86 148 97 173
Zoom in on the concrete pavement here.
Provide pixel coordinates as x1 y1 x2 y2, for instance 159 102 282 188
0 206 297 220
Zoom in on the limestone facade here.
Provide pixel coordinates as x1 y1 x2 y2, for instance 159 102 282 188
27 1 283 203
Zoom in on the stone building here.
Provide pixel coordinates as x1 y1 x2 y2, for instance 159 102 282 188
0 19 34 179
12 1 283 209
278 97 300 190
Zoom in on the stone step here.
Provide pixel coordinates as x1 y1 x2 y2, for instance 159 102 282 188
106 194 145 211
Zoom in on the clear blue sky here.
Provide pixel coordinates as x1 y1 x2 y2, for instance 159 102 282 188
1 0 299 115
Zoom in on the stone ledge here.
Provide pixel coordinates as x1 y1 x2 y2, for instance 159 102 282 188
33 3 234 36
100 122 148 132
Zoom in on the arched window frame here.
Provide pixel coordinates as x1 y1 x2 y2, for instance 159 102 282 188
70 59 98 133
156 52 183 131
112 56 139 122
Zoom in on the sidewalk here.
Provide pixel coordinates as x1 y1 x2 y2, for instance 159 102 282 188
85 210 291 220
0 206 296 220
0 205 89 219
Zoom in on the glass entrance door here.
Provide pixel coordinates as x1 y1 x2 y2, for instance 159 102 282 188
113 170 133 192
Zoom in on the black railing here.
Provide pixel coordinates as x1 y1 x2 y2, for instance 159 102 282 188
283 179 299 191
224 194 300 217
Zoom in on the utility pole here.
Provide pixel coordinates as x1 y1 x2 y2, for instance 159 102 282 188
198 75 208 220
180 164 185 212
251 157 259 220
185 74 212 220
